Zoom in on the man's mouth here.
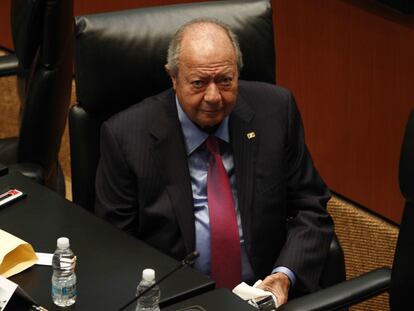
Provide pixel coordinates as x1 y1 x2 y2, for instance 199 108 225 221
201 109 220 113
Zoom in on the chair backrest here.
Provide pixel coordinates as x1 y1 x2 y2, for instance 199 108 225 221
390 108 414 309
11 0 74 191
70 0 275 211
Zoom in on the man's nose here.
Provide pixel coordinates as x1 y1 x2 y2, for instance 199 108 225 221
204 82 221 103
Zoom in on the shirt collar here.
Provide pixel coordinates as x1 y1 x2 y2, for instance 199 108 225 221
176 96 230 156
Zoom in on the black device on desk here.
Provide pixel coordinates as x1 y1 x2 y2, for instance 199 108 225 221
0 172 214 310
6 285 46 311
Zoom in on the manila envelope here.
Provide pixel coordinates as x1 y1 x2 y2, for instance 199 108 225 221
0 229 38 278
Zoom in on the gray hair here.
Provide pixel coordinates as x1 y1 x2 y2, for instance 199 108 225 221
166 18 243 76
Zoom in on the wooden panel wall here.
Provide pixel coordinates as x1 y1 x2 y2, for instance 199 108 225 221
273 0 414 224
0 0 12 50
1 0 412 223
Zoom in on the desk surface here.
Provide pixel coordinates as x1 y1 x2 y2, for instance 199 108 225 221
162 288 257 311
0 172 214 310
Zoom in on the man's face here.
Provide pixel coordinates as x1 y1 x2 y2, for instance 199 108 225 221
170 24 239 130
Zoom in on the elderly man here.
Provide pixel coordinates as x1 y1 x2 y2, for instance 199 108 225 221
95 18 333 305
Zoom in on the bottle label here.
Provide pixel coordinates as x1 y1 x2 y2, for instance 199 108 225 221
52 283 77 298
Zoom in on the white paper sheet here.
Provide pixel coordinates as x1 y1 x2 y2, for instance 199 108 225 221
0 275 17 311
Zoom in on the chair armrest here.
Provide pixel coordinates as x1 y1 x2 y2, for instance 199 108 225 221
9 163 44 185
0 54 19 77
278 267 391 311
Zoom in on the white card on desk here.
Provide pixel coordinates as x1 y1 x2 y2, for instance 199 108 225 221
35 252 53 266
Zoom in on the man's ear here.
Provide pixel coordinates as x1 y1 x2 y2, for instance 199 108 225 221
165 65 177 90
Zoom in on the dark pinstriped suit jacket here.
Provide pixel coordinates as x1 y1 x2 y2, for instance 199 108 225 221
95 80 333 294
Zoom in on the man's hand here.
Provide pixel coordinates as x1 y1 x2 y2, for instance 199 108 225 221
257 272 291 306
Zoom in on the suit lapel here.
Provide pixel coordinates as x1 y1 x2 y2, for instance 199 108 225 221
230 94 257 234
149 91 195 254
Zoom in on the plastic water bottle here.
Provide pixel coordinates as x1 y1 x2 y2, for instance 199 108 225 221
136 268 160 311
51 237 77 307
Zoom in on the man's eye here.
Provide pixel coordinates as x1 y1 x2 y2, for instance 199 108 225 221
191 80 206 88
218 77 232 87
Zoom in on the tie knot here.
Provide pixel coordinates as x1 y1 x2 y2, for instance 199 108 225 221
206 136 219 154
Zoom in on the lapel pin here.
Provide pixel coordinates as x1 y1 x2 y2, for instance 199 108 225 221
246 132 256 139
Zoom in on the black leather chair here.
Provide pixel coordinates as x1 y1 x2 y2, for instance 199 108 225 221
0 0 73 194
390 109 414 310
278 110 414 310
70 0 345 293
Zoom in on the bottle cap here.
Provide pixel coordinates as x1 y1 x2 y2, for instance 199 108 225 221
57 237 70 249
142 268 155 281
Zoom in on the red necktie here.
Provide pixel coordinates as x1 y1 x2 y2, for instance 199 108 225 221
206 136 241 289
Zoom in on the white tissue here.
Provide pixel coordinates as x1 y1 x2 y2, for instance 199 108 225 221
232 280 278 309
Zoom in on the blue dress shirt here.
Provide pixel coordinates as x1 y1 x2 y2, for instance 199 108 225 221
176 100 296 286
